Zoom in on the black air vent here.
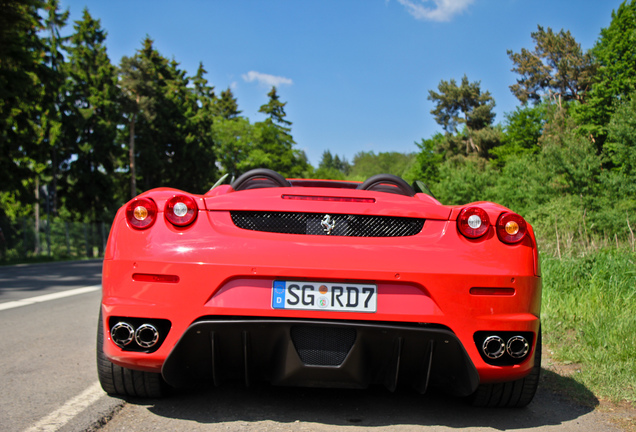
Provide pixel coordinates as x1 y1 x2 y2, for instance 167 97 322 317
231 211 424 237
291 326 356 366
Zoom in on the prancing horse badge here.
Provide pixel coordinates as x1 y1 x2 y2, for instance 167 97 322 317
321 214 335 235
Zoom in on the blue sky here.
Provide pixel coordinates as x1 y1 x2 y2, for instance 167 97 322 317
59 0 621 167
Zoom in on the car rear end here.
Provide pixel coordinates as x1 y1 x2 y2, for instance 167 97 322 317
100 174 541 404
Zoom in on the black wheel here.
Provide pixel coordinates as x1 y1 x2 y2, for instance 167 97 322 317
230 168 290 191
357 174 416 197
97 310 167 398
469 330 541 408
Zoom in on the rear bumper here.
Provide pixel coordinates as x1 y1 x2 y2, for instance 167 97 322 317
162 318 480 397
102 257 541 386
101 210 541 391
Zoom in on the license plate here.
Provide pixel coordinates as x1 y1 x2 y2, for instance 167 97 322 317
272 281 377 313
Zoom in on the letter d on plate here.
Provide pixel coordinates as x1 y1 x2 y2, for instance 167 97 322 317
272 281 286 309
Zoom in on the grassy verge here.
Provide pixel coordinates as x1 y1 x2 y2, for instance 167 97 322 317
541 248 636 404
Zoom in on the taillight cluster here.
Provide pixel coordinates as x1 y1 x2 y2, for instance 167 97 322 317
457 206 527 244
165 195 198 226
496 212 527 244
125 198 158 229
457 207 489 238
125 195 198 230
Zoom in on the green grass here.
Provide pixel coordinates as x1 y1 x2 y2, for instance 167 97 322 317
541 248 636 404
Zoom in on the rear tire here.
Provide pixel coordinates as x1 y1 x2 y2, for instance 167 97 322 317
97 310 167 398
469 330 541 408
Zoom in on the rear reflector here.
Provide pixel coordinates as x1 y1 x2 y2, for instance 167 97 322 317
133 273 180 283
470 287 515 296
282 194 375 203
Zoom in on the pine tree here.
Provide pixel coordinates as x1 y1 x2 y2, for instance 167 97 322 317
254 87 309 177
42 0 69 216
316 150 350 180
192 63 216 110
120 38 216 194
508 26 596 106
119 42 157 198
216 88 241 120
0 0 68 254
62 8 120 223
257 87 294 156
162 58 214 193
118 37 170 196
129 38 176 192
188 63 218 191
0 0 47 205
259 86 292 126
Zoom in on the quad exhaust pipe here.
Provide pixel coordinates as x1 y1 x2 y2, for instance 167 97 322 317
111 322 159 349
111 322 135 347
481 335 529 360
135 323 159 348
482 335 506 359
506 335 530 359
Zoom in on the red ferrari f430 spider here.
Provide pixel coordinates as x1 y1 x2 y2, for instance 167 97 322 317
98 169 541 407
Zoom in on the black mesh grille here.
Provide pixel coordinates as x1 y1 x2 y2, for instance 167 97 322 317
290 326 356 366
231 211 424 237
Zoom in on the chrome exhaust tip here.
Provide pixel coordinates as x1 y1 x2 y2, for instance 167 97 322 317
111 322 135 347
506 335 530 359
482 335 506 359
135 323 159 348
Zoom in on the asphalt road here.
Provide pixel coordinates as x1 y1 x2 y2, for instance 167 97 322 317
0 260 627 432
0 260 121 432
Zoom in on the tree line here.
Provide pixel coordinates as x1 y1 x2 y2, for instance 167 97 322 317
2 0 636 258
0 0 310 235
321 2 636 254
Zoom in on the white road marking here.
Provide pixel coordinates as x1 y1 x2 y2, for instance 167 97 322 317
0 285 101 311
23 381 104 432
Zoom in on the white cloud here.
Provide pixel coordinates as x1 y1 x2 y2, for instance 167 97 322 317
397 0 474 22
242 71 293 87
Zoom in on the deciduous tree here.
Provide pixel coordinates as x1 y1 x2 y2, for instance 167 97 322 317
349 151 414 180
490 104 545 167
575 0 636 149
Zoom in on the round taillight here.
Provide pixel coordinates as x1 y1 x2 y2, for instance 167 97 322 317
125 198 158 230
457 207 490 238
165 195 198 226
496 212 527 244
